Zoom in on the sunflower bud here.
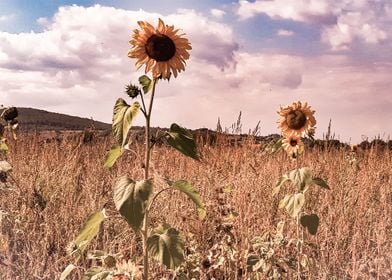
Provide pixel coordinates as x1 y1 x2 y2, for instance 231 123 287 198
2 107 18 122
125 84 141 99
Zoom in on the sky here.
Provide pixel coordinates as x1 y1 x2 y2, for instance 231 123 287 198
0 0 391 143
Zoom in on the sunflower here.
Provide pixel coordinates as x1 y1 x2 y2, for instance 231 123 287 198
278 101 316 137
128 18 191 79
282 134 304 158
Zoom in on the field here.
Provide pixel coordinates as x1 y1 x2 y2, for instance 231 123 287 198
1 133 391 279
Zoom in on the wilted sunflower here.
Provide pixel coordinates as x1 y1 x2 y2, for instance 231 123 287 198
128 18 191 79
278 101 316 137
282 134 304 158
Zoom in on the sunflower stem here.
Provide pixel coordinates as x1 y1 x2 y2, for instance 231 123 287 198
142 78 157 280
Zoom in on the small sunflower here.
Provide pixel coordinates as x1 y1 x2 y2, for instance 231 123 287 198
128 18 191 79
282 134 304 158
278 101 316 137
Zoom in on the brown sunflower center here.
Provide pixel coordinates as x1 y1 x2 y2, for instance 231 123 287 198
290 139 298 147
286 110 307 130
145 34 176 61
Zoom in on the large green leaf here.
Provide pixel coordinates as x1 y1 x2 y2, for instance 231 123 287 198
112 98 140 147
166 180 206 220
139 75 153 94
289 167 313 191
165 123 199 161
103 145 124 168
300 214 320 235
69 210 106 256
312 177 330 190
113 176 153 231
147 225 185 269
283 193 305 218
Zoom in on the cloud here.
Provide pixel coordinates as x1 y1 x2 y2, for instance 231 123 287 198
277 29 295 36
210 8 226 19
237 0 336 23
237 0 391 51
0 14 15 22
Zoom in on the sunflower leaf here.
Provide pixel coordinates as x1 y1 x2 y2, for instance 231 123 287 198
312 177 330 190
284 193 305 218
147 224 185 269
289 167 313 192
165 123 200 161
273 174 289 195
103 145 124 169
113 177 153 231
139 75 153 94
112 99 140 147
68 210 106 257
165 179 206 220
300 214 320 235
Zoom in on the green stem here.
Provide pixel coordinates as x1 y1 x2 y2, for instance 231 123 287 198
142 78 157 280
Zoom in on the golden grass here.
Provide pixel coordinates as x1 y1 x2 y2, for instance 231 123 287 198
0 134 391 279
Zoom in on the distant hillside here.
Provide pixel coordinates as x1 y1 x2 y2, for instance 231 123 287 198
17 107 111 131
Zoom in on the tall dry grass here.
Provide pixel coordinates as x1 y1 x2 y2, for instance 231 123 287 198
0 134 391 279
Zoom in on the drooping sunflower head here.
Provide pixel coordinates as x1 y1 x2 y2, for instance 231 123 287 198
282 134 304 159
128 18 191 79
278 101 316 137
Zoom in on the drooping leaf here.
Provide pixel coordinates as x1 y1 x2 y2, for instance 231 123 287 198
103 145 124 168
112 98 140 147
165 123 199 161
113 176 153 231
284 193 305 218
147 224 185 269
138 75 153 94
289 167 313 191
69 210 106 256
269 138 283 154
165 179 206 220
0 161 11 173
60 264 77 280
300 214 320 235
273 174 289 195
312 177 330 190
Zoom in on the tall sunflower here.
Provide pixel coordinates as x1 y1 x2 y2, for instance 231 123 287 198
282 134 304 158
128 18 191 79
277 101 316 137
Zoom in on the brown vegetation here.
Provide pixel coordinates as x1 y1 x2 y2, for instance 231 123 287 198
0 134 391 279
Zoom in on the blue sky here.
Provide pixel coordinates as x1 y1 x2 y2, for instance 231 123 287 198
0 0 391 142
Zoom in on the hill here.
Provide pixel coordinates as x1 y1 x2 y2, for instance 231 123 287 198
16 107 111 131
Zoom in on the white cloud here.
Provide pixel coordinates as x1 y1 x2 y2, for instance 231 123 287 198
277 29 295 36
210 8 226 19
238 0 391 51
0 14 15 22
237 0 336 23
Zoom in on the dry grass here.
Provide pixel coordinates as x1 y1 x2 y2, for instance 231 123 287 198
0 134 391 279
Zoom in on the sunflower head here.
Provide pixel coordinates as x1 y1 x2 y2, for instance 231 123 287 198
278 101 316 137
125 83 141 99
282 134 304 159
1 107 18 122
128 18 191 79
